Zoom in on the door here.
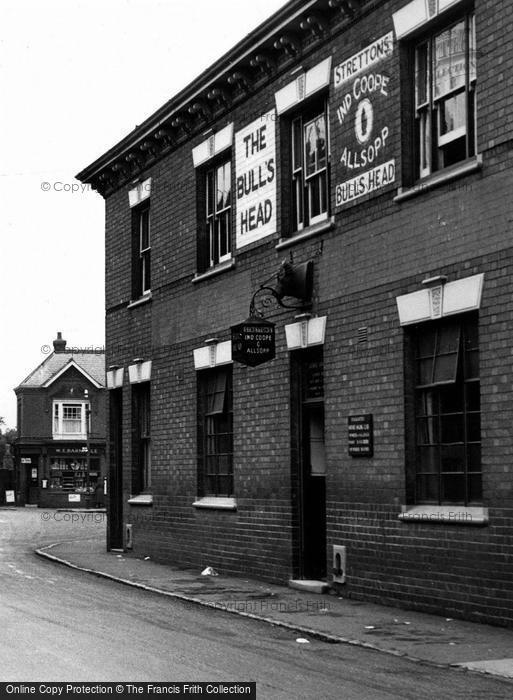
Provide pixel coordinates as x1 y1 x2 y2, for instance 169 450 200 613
291 348 327 580
26 464 39 505
108 389 123 549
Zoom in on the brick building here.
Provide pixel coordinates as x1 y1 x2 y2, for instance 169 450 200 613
14 333 106 508
77 0 513 625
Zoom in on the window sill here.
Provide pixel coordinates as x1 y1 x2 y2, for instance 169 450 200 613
192 259 235 283
398 504 488 526
128 494 153 506
394 155 483 203
127 293 152 309
275 217 335 250
192 496 237 511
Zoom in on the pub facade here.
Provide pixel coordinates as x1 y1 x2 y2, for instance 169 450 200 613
78 0 513 625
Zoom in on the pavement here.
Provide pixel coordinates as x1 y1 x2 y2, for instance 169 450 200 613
32 513 513 683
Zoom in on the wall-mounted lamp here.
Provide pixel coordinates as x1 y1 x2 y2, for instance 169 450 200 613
128 358 152 384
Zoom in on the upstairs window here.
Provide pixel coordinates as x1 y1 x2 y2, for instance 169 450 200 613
412 315 481 505
290 103 329 232
132 201 151 298
198 159 232 271
414 11 476 179
53 401 90 439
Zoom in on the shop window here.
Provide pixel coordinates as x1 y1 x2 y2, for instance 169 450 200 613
49 457 100 493
132 200 151 298
289 101 329 233
197 367 233 496
132 383 151 494
411 315 481 505
413 11 476 179
197 158 232 272
52 401 90 440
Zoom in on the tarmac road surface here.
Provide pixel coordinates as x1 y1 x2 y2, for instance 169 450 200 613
1 508 512 699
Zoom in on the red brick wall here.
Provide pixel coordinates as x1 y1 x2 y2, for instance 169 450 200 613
102 0 513 624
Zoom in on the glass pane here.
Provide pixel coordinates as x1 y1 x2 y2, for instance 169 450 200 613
417 328 436 357
434 20 466 99
418 446 438 473
218 475 233 496
469 13 476 83
415 43 429 108
441 473 465 502
417 474 439 502
468 443 481 471
416 390 437 416
441 444 465 472
292 118 302 172
468 473 482 502
465 350 479 379
304 115 326 177
418 358 434 385
433 353 459 383
140 209 150 251
218 212 230 258
465 382 480 411
218 454 232 474
206 170 214 216
309 408 326 476
441 414 464 443
216 161 231 212
438 324 460 353
439 92 466 138
439 385 462 414
467 413 481 442
417 417 438 445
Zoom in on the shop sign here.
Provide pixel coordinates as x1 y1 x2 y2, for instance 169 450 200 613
231 317 276 367
5 490 15 503
21 457 32 464
333 35 395 207
53 447 99 456
68 494 81 503
235 110 276 249
348 414 374 457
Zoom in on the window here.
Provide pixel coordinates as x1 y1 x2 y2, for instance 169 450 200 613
412 315 481 505
197 367 233 496
132 201 151 298
52 401 90 439
132 383 151 494
290 103 329 232
198 159 232 271
414 11 476 178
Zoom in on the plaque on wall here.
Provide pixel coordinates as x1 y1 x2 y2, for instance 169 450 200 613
348 414 374 457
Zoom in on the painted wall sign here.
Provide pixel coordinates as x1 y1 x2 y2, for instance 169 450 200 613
235 111 276 249
348 414 374 457
231 317 276 367
334 33 394 89
334 35 396 207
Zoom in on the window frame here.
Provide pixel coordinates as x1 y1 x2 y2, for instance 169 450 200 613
132 382 151 494
409 314 481 507
197 367 233 497
52 400 90 440
412 9 476 180
288 98 330 235
132 200 151 299
199 156 232 272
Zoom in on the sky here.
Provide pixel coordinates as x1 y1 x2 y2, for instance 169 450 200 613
0 0 289 429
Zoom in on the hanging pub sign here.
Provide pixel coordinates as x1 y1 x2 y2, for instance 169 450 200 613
231 316 276 367
348 414 374 457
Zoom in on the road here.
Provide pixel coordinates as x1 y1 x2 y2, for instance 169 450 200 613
0 507 512 699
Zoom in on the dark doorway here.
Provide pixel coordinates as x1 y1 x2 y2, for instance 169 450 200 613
291 348 327 580
26 463 39 505
108 389 123 550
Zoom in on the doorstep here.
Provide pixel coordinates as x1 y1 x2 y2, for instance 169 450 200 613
288 579 330 594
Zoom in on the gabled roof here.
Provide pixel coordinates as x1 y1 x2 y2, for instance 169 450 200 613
16 352 105 390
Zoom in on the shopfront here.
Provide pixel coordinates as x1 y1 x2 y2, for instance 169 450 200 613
39 445 105 508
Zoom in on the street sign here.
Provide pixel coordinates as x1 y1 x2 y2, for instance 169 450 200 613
231 316 276 367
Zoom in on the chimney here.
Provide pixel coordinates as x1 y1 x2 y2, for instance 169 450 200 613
53 332 67 353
